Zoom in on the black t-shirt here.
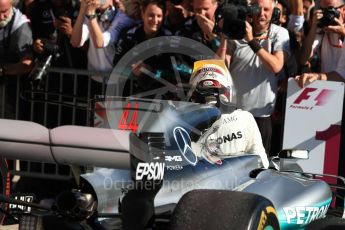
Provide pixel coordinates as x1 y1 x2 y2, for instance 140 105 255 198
176 17 214 50
29 0 56 40
114 25 182 95
29 0 86 69
29 0 79 39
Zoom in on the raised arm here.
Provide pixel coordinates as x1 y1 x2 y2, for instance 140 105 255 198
245 22 288 74
70 0 88 47
299 9 322 65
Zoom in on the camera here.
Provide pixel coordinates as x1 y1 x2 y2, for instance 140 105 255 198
318 7 340 28
42 42 59 55
29 41 60 88
214 0 260 40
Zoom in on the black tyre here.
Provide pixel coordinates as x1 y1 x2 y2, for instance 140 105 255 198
169 189 280 230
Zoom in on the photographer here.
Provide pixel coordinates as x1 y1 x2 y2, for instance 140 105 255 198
165 0 193 34
297 0 345 87
176 0 219 51
0 0 33 118
29 0 87 69
70 0 133 90
217 0 290 155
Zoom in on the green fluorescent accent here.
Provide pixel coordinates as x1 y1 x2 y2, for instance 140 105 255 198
277 198 332 230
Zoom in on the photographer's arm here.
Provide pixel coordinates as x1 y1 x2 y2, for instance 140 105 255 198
1 57 33 76
323 18 345 37
70 1 87 47
256 49 285 74
79 0 106 48
195 14 217 41
88 17 105 48
292 0 303 16
244 22 284 74
299 10 322 65
287 0 305 33
216 35 231 66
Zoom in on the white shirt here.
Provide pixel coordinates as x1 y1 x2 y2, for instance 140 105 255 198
192 109 269 168
228 24 291 117
312 31 345 79
79 9 133 82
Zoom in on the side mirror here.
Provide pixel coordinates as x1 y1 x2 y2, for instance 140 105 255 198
278 149 309 160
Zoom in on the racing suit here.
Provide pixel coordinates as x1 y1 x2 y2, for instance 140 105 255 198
193 109 269 168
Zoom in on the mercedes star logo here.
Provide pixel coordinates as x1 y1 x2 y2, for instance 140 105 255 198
173 127 197 166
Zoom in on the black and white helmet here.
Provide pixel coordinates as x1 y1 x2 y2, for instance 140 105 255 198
190 60 236 107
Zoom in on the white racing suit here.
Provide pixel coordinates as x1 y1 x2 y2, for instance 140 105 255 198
192 109 269 168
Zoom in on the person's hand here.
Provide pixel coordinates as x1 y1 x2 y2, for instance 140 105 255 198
33 39 44 54
79 0 88 10
323 18 345 36
205 153 222 165
195 13 215 41
295 73 326 88
171 4 189 19
311 9 323 28
244 21 254 42
55 17 73 37
85 0 99 14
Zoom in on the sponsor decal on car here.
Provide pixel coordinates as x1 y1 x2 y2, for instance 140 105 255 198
173 127 198 166
279 198 332 227
166 165 183 170
165 155 184 170
135 162 165 180
165 155 183 162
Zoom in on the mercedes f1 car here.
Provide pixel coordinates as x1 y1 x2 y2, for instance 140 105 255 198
0 98 344 230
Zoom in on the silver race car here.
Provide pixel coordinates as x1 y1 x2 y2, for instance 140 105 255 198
0 98 343 230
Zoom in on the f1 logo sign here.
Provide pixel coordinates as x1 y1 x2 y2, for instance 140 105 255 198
293 88 334 106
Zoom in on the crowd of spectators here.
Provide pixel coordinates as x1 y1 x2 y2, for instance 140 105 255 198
0 0 344 157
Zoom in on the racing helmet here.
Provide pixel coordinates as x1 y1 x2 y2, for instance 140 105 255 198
190 62 237 107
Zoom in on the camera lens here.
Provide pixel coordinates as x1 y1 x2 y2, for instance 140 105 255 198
318 7 340 27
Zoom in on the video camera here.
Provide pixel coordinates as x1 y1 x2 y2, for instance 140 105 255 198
214 0 260 40
29 41 60 89
318 7 340 28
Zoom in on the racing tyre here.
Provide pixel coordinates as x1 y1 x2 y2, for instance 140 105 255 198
169 189 280 230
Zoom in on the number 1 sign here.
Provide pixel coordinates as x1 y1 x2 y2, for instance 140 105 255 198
283 79 344 178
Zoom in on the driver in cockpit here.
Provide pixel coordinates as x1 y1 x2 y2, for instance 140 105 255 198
190 60 269 168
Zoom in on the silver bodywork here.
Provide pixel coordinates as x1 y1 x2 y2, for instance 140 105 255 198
81 155 332 229
0 99 334 229
82 155 261 213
